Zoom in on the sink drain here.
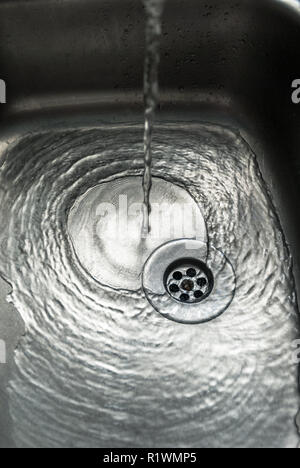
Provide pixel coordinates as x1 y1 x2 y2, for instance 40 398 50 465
164 258 214 304
142 239 236 324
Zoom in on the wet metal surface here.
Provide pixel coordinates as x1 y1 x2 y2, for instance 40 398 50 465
68 176 206 291
0 123 298 448
0 0 300 448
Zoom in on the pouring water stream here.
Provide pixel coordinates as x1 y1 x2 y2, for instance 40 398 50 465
142 0 165 236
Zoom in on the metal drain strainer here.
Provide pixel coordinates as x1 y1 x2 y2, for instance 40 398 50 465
164 258 214 304
142 239 236 324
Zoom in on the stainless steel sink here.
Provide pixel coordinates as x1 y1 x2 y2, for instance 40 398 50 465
0 0 300 448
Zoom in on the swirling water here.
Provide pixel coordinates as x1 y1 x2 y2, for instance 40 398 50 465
0 123 299 448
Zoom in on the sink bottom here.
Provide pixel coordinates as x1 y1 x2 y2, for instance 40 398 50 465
68 176 206 291
0 122 299 448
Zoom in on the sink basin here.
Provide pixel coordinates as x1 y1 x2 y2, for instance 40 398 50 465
0 0 299 448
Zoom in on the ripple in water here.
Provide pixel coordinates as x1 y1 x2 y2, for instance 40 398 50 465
0 123 299 448
67 176 207 291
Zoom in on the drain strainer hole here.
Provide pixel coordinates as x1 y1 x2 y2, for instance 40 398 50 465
194 290 203 299
173 271 183 281
164 258 214 304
